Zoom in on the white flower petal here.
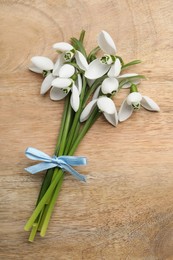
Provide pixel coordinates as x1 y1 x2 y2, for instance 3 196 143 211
97 96 115 114
98 30 116 55
50 87 67 100
118 99 133 122
92 85 101 100
29 64 42 74
31 56 54 71
118 73 138 79
126 92 142 105
122 79 140 89
52 42 73 52
52 78 72 88
40 73 55 95
76 74 82 95
85 59 110 79
141 96 160 111
80 100 97 122
59 64 75 78
70 84 80 112
53 54 64 76
103 110 118 126
108 58 121 77
75 51 88 71
101 78 119 94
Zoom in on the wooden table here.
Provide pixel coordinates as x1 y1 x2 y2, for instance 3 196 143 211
0 0 173 259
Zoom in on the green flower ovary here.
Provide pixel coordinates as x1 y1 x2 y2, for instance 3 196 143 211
62 86 71 94
100 54 115 65
42 70 53 77
132 102 140 110
71 73 77 81
64 50 75 62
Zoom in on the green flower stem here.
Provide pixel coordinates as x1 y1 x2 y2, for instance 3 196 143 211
37 205 49 231
36 169 54 206
68 108 100 155
130 84 138 93
55 95 71 155
35 95 73 235
28 208 44 242
58 96 73 157
28 96 71 240
25 108 100 233
28 223 38 242
83 76 106 107
64 75 86 154
40 174 64 237
24 169 63 231
34 98 73 234
70 121 80 151
39 110 100 236
35 96 70 205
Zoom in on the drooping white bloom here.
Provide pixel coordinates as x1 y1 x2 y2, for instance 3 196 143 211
80 96 118 126
29 56 54 73
50 64 81 112
118 92 160 122
100 73 141 95
84 30 141 88
85 31 121 79
101 77 119 94
52 42 89 71
29 55 64 76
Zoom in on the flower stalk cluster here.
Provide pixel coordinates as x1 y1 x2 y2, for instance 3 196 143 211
25 30 159 241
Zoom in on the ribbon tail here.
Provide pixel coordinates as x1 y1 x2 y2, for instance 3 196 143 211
58 156 87 166
25 162 57 174
61 163 86 182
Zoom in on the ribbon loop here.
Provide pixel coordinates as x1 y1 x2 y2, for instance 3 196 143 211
25 147 52 162
25 147 87 182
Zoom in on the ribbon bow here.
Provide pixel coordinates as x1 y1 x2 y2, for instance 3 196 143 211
25 147 87 182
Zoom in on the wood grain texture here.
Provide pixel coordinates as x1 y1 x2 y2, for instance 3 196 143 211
0 0 173 259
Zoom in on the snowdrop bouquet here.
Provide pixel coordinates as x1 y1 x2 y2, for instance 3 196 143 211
24 30 159 242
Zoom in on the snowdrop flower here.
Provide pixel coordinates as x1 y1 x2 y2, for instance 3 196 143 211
80 96 118 126
29 55 65 77
52 42 88 71
50 64 81 112
118 87 160 122
29 56 54 75
101 77 119 95
85 30 122 80
85 30 142 87
29 56 65 95
100 73 141 95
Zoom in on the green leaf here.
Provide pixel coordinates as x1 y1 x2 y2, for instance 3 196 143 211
122 60 142 69
88 46 100 62
71 37 87 58
116 55 124 66
79 30 86 43
119 75 146 89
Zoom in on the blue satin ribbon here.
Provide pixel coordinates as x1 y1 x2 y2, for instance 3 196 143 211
25 147 87 182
